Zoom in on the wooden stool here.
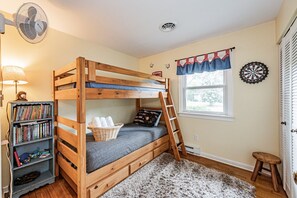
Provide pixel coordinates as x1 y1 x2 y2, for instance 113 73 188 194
251 152 282 192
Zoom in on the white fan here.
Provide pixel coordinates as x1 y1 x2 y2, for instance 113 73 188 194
0 3 48 107
0 2 48 43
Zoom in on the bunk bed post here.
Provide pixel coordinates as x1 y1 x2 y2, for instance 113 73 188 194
53 71 59 177
166 78 170 92
76 57 87 198
136 99 141 112
87 60 96 82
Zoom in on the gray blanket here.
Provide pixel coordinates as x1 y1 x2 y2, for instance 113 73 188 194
86 123 167 173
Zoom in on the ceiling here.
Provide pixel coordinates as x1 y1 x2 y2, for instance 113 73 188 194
1 0 283 58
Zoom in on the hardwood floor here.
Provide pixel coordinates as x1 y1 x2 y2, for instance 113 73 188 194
18 153 287 198
19 178 76 198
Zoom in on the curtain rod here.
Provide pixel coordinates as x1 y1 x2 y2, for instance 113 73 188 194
174 47 235 62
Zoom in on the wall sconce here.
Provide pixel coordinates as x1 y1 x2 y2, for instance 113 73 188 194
165 64 170 69
149 63 154 68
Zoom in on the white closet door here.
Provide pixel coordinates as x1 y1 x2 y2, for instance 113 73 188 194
281 18 297 198
280 39 284 179
290 19 297 197
282 34 293 196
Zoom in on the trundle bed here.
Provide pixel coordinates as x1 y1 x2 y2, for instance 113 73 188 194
53 57 170 197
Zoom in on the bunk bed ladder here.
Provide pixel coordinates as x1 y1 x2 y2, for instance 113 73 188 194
159 92 187 161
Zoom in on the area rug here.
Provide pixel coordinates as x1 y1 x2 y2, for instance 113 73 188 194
102 153 256 198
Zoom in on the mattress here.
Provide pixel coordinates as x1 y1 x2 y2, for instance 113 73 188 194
58 82 165 92
86 123 167 173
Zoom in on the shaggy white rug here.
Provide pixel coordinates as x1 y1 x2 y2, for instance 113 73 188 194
102 153 256 198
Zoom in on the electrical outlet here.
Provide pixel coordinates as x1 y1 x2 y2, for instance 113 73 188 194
194 134 199 142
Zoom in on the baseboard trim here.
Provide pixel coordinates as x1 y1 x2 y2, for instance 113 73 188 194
2 185 9 197
200 151 254 172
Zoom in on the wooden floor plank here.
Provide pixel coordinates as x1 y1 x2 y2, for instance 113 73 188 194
62 179 77 197
17 153 287 198
44 184 58 198
26 191 37 198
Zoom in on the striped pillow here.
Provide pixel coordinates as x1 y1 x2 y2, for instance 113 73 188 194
134 109 162 127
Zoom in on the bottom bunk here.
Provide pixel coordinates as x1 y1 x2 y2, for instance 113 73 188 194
57 123 170 198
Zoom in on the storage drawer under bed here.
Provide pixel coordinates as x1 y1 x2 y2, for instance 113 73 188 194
88 166 129 198
153 142 169 158
130 151 153 174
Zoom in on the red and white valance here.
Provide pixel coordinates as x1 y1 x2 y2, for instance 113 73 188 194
176 48 234 75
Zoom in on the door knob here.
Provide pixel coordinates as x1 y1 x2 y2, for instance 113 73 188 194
291 129 297 133
281 121 287 125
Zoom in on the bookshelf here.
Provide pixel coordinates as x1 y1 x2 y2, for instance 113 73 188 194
8 101 55 198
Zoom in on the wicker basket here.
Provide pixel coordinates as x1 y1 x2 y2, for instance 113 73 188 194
87 123 123 142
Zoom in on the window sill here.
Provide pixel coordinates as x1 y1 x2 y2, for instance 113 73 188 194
178 112 234 121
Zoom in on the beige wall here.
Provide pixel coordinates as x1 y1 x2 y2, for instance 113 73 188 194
2 2 292 190
139 21 279 169
276 0 297 41
0 13 138 187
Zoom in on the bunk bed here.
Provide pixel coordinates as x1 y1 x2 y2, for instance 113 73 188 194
53 57 170 198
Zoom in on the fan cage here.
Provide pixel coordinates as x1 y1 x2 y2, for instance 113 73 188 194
15 2 48 44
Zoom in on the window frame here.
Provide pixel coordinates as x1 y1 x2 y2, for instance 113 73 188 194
178 69 233 121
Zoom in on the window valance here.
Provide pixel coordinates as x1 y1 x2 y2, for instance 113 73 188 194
176 48 234 75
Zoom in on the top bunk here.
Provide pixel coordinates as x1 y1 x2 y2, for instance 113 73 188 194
53 57 169 100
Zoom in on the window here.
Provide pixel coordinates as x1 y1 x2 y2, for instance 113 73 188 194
179 70 233 120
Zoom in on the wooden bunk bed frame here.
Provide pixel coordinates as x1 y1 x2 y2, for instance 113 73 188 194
53 57 170 198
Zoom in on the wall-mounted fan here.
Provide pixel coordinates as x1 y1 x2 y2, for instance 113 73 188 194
0 2 48 43
0 3 48 107
16 3 48 43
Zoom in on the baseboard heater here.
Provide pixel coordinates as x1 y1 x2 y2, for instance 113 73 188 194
179 145 200 156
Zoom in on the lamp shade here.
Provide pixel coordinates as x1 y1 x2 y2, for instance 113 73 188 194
2 66 28 85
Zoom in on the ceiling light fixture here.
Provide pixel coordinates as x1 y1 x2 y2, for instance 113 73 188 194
159 22 176 32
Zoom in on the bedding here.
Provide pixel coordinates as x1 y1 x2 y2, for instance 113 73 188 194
58 82 165 92
86 123 167 173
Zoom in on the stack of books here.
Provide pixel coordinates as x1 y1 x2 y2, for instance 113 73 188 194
13 104 52 121
13 121 52 145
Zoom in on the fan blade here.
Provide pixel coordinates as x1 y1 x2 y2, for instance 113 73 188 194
28 6 37 21
37 21 47 36
20 23 37 40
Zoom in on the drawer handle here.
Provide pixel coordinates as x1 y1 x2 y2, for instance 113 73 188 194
94 185 98 189
139 160 147 166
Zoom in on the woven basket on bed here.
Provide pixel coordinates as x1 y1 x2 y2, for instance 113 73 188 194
87 123 123 142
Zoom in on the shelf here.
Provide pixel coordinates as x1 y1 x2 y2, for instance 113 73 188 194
13 170 55 194
12 117 53 124
14 137 53 147
13 155 53 171
9 101 55 198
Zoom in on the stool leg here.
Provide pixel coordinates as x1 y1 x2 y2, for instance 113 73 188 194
258 161 263 173
270 164 279 192
275 165 282 185
251 160 263 181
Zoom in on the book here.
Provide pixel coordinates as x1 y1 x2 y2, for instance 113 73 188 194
14 151 22 167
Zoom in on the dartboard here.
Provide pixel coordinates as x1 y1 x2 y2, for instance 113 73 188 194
239 62 269 84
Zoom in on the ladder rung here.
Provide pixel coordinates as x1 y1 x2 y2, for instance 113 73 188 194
166 105 174 108
169 117 177 121
176 142 183 147
173 129 180 135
